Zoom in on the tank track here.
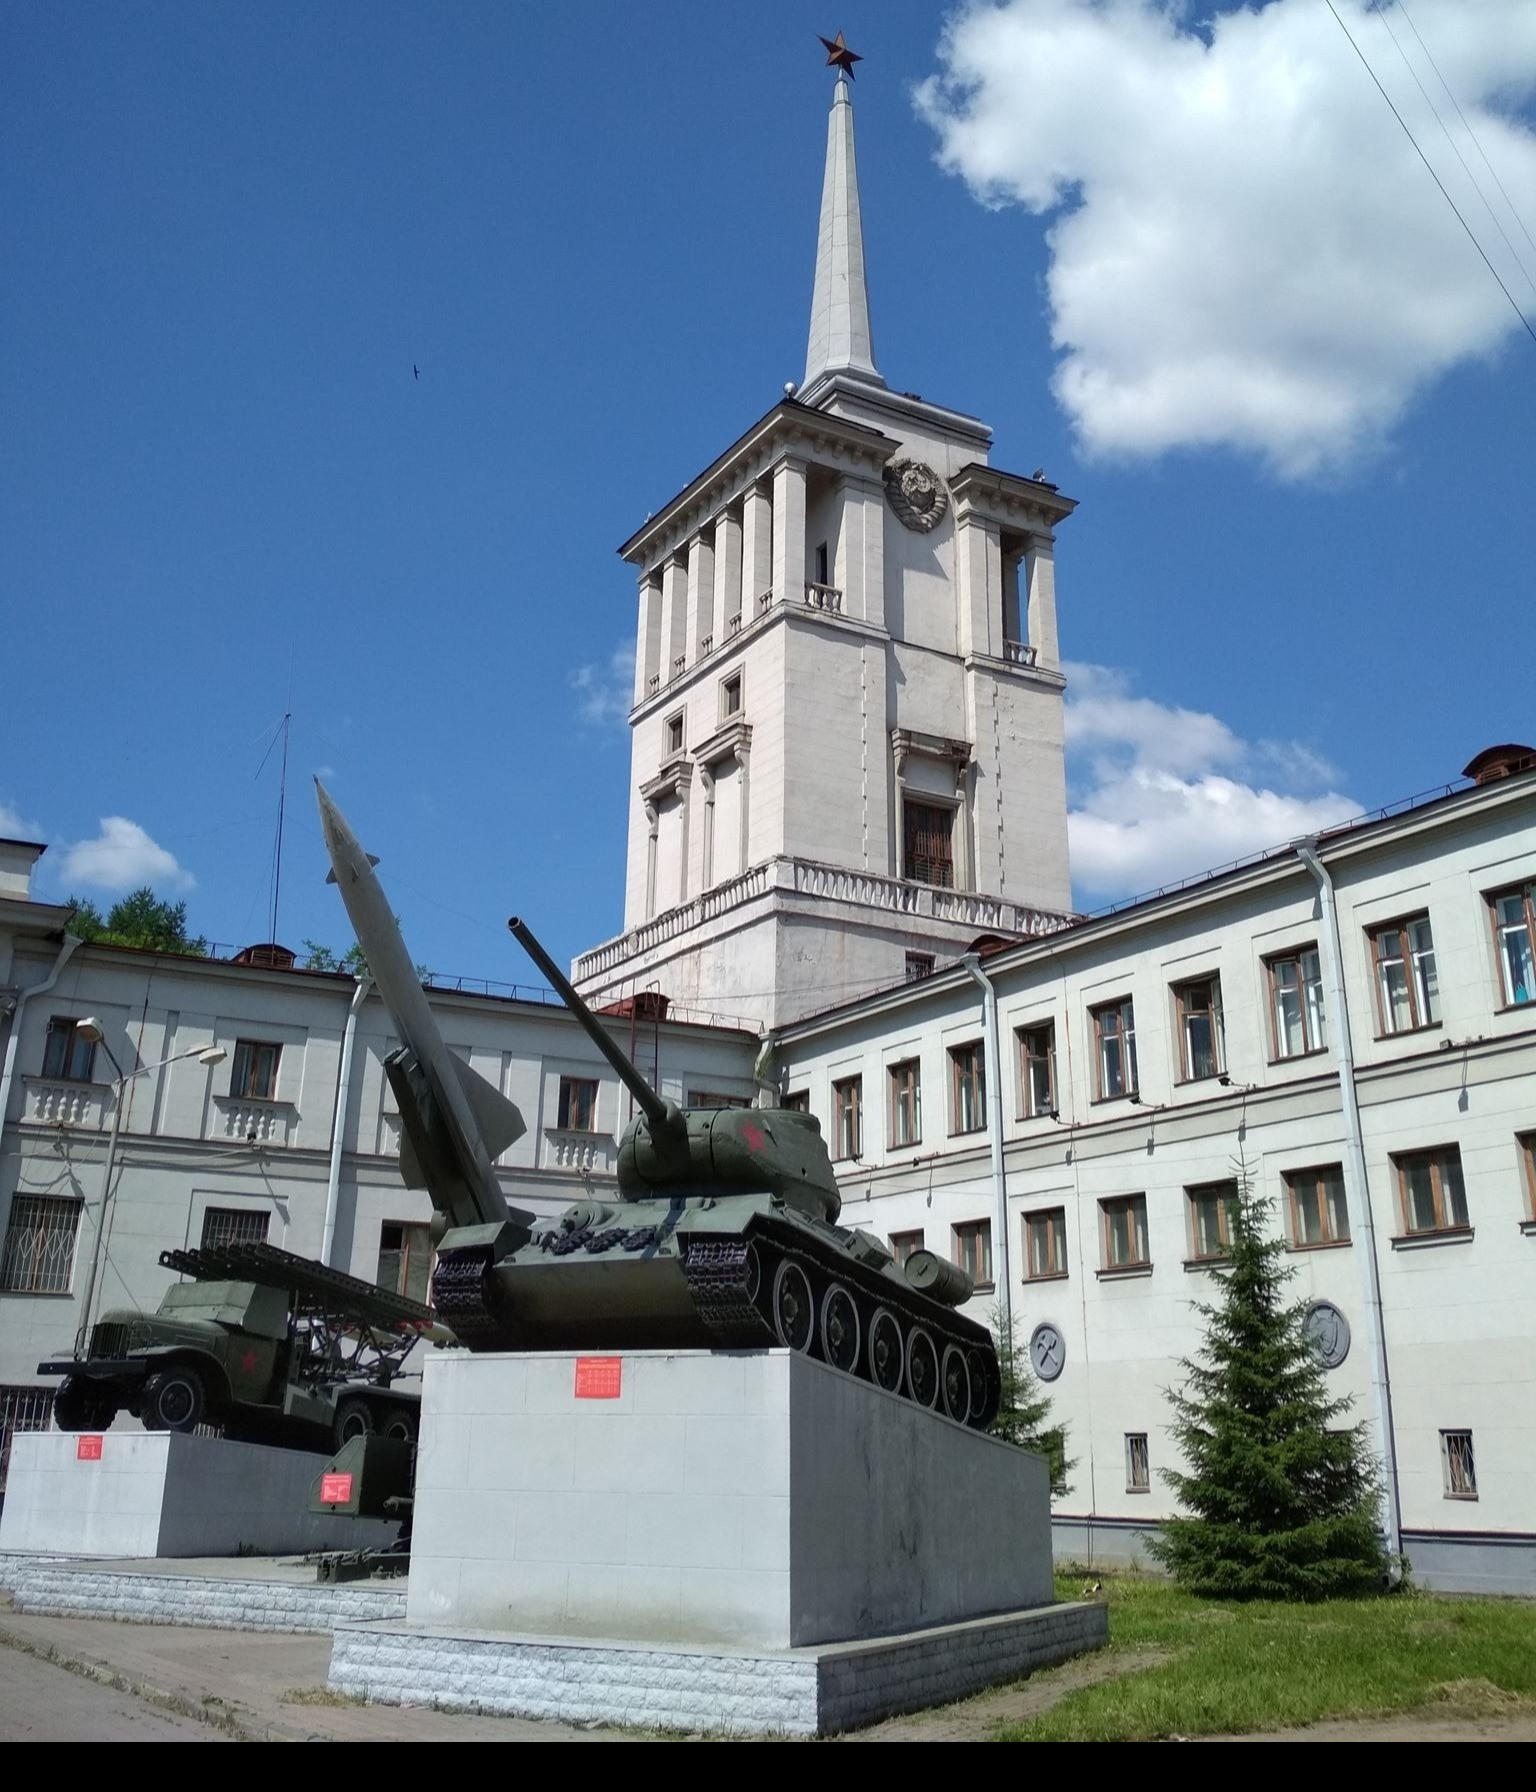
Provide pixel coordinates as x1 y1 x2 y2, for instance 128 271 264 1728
681 1241 774 1348
430 1243 504 1348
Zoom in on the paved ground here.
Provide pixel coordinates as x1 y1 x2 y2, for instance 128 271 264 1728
4 1603 1535 1742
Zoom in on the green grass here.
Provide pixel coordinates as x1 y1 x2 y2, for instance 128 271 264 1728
1004 1573 1536 1741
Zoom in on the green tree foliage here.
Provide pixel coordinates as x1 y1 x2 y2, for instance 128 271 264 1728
990 1303 1074 1497
1148 1165 1390 1600
66 888 207 956
301 938 371 977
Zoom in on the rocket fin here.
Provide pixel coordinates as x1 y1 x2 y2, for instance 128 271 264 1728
324 853 380 886
450 1054 527 1156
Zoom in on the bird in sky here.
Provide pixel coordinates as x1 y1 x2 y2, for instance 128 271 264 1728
413 364 420 381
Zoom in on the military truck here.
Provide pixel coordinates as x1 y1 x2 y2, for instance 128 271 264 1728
39 1241 435 1449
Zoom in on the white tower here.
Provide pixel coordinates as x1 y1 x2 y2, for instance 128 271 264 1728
573 72 1076 1028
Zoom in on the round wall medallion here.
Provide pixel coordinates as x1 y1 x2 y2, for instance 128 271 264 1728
1029 1321 1066 1382
884 458 949 533
1304 1300 1351 1370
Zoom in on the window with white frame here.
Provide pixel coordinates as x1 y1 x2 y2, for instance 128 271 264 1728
953 1219 993 1289
0 1196 82 1294
1173 976 1224 1081
1018 1021 1056 1119
1441 1429 1477 1499
41 1017 96 1082
1393 1146 1469 1235
1091 998 1137 1100
200 1207 269 1249
230 1039 281 1101
1100 1195 1149 1270
1489 882 1536 1007
1125 1433 1150 1492
832 1076 862 1160
1024 1207 1067 1280
949 1041 986 1135
1285 1164 1351 1246
1267 947 1327 1059
1370 915 1439 1034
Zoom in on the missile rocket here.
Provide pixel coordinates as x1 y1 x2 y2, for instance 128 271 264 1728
315 780 527 1233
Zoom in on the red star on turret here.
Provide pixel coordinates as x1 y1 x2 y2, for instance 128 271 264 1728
819 31 862 80
743 1121 766 1153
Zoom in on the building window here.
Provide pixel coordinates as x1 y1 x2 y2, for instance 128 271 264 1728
687 1090 751 1109
781 1090 811 1113
0 1196 82 1294
1267 947 1327 1059
832 1076 862 1160
41 1017 96 1082
888 1059 922 1147
1 1385 55 1491
904 952 935 983
1441 1429 1478 1499
814 540 830 585
200 1207 270 1250
902 800 954 888
1173 977 1224 1081
1125 1433 1150 1492
378 1220 433 1306
556 1076 598 1131
949 1041 986 1135
1091 998 1137 1100
1100 1195 1150 1270
665 711 684 756
1489 883 1536 1006
1184 1181 1240 1262
1018 1021 1056 1119
720 673 742 719
1520 1132 1536 1219
230 1039 281 1102
1393 1146 1469 1235
889 1228 924 1265
1370 915 1439 1034
1285 1164 1351 1246
953 1219 993 1289
1024 1208 1067 1280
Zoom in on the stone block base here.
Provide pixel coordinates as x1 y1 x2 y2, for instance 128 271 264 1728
328 1600 1108 1736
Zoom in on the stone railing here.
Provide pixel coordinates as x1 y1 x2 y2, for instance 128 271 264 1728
728 612 743 635
756 588 775 616
700 633 713 655
573 862 775 980
212 1097 294 1146
647 673 660 695
23 1077 110 1130
544 1128 618 1176
804 583 843 612
1004 640 1039 667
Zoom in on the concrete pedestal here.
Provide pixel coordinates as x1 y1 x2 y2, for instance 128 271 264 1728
0 1431 398 1558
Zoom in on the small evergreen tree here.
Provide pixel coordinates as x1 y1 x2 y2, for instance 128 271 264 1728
989 1303 1074 1497
67 887 207 956
1148 1165 1389 1599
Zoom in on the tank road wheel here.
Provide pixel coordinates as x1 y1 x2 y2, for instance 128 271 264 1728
940 1344 971 1424
867 1307 904 1393
332 1396 375 1449
380 1407 418 1445
771 1260 815 1353
818 1283 860 1373
141 1366 206 1433
743 1242 763 1305
904 1328 940 1410
967 1348 998 1429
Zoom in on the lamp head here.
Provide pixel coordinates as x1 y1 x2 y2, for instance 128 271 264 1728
197 1046 227 1067
75 1016 104 1044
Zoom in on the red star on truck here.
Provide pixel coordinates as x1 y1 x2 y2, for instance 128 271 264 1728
239 1348 260 1375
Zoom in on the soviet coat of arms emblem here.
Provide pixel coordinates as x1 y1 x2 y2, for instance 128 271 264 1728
884 458 949 533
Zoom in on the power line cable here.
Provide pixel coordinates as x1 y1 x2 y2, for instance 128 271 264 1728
1369 0 1536 303
1326 0 1536 349
1396 0 1536 266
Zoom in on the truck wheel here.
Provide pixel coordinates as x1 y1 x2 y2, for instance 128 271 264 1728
380 1408 417 1444
53 1376 115 1433
142 1367 206 1433
332 1396 375 1448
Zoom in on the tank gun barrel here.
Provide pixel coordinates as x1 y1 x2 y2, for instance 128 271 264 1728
508 917 672 1131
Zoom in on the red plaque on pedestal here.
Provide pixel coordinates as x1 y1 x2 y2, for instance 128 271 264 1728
574 1356 623 1399
76 1435 104 1461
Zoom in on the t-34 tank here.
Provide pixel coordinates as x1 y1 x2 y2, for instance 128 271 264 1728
315 783 999 1428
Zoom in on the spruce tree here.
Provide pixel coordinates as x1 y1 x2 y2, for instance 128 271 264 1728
989 1304 1074 1497
1148 1166 1389 1599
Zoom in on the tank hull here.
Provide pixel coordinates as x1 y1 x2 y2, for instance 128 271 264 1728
433 1192 1001 1429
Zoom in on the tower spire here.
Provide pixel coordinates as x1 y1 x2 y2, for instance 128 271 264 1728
804 70 884 394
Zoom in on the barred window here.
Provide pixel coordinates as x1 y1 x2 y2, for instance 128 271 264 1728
1 1385 55 1491
200 1207 269 1249
1441 1429 1477 1499
1126 1433 1150 1492
0 1196 82 1294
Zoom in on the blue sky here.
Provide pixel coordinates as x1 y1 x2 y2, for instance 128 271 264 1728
4 1 1533 1009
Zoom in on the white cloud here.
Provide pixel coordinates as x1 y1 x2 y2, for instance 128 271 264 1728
916 0 1536 476
0 801 43 841
59 817 194 893
1065 663 1359 897
570 643 636 729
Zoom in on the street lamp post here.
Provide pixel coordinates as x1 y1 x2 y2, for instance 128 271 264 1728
71 1018 226 1354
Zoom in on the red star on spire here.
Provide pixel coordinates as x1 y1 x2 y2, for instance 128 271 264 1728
819 31 862 80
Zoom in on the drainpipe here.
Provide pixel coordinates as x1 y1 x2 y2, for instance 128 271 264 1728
961 953 1012 1341
0 932 82 1157
320 976 370 1268
1294 838 1402 1565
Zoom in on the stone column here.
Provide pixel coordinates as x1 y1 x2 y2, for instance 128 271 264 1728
687 531 715 659
838 475 885 626
954 510 1001 660
771 458 807 614
713 507 742 648
1024 533 1060 671
697 762 716 889
660 555 688 684
741 482 774 620
635 573 662 704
